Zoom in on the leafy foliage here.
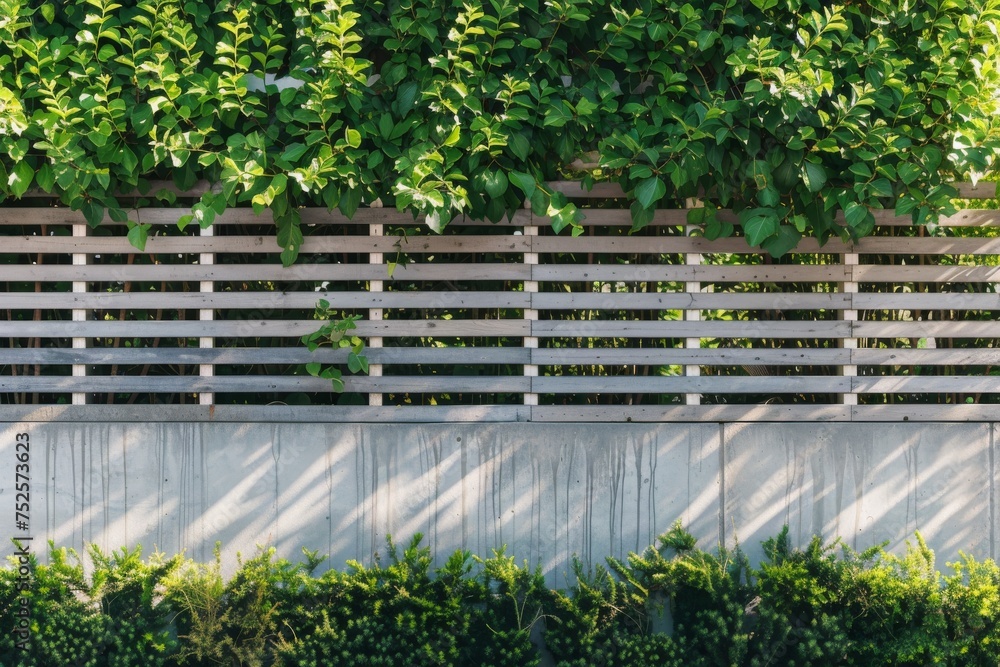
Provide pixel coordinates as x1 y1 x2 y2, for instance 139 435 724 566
2 528 1000 665
0 0 997 261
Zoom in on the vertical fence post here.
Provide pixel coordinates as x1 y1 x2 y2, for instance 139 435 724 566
840 251 859 410
523 209 539 410
72 223 87 405
369 220 383 406
684 203 703 406
199 224 215 405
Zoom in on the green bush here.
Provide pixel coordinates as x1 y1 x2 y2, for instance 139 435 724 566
3 527 1000 666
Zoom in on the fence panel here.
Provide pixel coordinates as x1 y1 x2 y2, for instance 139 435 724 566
2 182 999 420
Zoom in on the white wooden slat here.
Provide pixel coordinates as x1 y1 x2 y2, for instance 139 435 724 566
0 346 531 365
0 319 530 338
1 290 531 310
840 252 859 407
199 223 215 405
684 211 703 406
532 320 851 338
370 219 384 406
531 375 851 394
72 223 87 405
523 221 540 407
0 263 531 282
0 375 530 394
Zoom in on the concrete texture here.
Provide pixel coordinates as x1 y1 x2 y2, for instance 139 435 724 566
0 421 995 583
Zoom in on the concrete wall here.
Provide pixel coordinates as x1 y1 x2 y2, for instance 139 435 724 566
0 421 995 585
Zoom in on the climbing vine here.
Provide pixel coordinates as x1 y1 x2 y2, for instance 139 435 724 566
0 0 998 261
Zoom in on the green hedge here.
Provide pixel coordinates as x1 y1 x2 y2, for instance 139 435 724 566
3 525 1000 666
0 0 998 261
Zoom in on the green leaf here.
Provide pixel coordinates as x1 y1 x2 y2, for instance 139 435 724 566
40 3 55 23
509 171 535 200
844 202 869 229
761 225 802 258
127 222 150 251
741 208 779 247
802 161 827 193
82 200 104 227
630 201 654 231
482 170 508 199
339 187 362 218
345 128 362 149
8 161 33 198
425 209 449 233
634 177 666 209
306 362 322 376
348 352 369 374
35 162 55 193
508 133 530 161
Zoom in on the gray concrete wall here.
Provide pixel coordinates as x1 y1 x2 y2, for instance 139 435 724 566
0 421 995 585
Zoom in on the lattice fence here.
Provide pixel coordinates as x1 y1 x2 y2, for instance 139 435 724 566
3 181 1000 421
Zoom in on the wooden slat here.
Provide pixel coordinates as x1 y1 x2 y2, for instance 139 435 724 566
850 404 1000 422
852 293 1000 310
852 376 1000 393
15 346 998 368
531 405 853 422
1 290 530 310
531 375 850 393
532 234 1000 256
530 235 839 254
0 375 529 394
531 292 848 310
852 237 1000 255
0 263 530 282
853 320 1000 338
0 319 529 338
532 264 852 282
850 348 1000 365
0 404 531 422
546 180 627 198
2 234 528 255
531 348 848 365
853 265 1000 283
532 320 850 338
0 346 530 365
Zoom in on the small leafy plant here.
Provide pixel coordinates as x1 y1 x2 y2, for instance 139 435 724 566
300 298 368 391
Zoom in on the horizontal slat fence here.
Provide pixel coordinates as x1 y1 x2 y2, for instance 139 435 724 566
2 181 999 421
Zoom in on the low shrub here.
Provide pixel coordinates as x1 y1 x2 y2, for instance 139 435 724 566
2 526 998 667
